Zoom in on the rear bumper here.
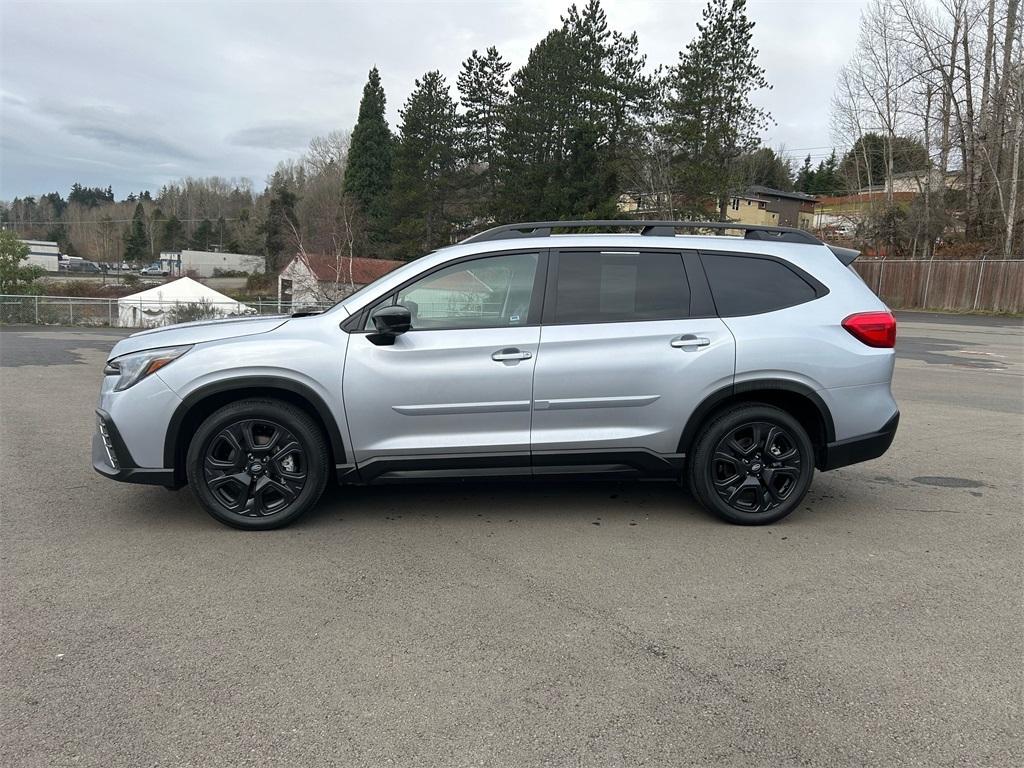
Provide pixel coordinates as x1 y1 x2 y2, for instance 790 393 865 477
818 411 899 471
92 410 179 488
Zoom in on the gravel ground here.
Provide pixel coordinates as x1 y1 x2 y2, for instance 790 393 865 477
1 315 1021 768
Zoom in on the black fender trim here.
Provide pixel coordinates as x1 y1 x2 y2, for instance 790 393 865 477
163 376 347 471
677 379 836 455
819 411 899 471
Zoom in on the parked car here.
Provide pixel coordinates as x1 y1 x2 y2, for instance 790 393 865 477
93 220 898 530
140 263 170 276
65 260 103 274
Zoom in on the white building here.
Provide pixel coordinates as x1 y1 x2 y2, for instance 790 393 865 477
19 239 61 272
156 249 264 278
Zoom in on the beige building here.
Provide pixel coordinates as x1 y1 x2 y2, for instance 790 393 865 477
726 186 817 230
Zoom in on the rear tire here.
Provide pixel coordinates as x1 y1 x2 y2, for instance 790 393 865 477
687 404 814 525
186 398 329 530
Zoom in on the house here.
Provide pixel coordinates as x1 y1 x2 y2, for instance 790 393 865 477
856 169 964 195
729 186 818 230
278 252 405 309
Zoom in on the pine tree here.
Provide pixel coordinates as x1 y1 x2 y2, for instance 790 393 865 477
457 46 510 219
795 155 816 193
122 203 149 263
264 173 299 272
392 71 459 259
812 150 841 195
190 218 215 250
661 0 771 219
500 0 652 220
344 67 393 249
160 215 185 253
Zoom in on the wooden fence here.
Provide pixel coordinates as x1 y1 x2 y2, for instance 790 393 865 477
851 259 1024 313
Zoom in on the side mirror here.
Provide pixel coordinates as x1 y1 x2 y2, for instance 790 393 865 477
369 304 412 345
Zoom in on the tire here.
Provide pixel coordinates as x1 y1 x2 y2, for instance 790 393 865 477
186 398 329 530
687 404 814 525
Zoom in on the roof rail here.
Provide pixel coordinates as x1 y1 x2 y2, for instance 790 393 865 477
460 220 823 246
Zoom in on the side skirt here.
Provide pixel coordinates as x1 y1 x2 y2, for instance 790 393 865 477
339 450 685 485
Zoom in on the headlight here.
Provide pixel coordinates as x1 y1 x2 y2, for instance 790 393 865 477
103 345 192 391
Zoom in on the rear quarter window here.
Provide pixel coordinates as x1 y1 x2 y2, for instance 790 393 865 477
701 253 822 317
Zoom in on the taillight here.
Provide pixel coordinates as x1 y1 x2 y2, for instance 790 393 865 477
842 311 896 348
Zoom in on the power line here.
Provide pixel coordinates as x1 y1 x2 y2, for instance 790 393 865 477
1 217 243 226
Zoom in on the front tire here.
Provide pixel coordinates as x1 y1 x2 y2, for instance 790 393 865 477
687 404 814 525
186 398 329 530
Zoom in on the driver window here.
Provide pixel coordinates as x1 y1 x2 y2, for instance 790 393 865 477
366 252 539 331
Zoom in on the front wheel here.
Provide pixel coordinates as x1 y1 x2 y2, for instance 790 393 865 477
186 398 329 530
687 404 814 525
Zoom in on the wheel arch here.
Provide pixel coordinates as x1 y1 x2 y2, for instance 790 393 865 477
679 380 835 467
164 376 346 486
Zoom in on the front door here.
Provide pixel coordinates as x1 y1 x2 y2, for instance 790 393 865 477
343 250 545 479
530 248 735 471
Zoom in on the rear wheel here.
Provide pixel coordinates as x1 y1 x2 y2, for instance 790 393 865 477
186 398 329 530
687 404 814 525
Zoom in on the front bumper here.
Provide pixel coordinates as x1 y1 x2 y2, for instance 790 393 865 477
92 410 179 487
818 411 900 471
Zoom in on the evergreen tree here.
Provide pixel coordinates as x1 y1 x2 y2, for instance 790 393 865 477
392 71 459 259
500 0 652 220
160 215 185 253
264 173 298 272
344 67 393 249
812 150 841 195
660 0 771 219
190 218 215 250
733 147 793 190
795 154 816 193
122 202 149 263
839 134 928 191
457 46 511 219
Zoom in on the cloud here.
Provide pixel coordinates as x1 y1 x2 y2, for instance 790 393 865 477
34 100 201 162
0 0 866 199
227 121 323 151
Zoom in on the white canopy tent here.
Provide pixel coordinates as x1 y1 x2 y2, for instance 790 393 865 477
117 277 253 328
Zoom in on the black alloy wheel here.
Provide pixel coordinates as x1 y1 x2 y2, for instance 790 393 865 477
203 419 307 518
187 398 328 530
688 404 815 525
710 421 802 514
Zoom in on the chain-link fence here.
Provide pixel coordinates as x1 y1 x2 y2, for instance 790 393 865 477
0 295 335 328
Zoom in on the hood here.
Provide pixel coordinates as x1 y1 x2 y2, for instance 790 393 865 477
108 315 290 359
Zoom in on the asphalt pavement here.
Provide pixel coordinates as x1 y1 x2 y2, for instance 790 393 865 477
1 314 1021 767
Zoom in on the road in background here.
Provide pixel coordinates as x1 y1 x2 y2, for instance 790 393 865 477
1 316 1021 767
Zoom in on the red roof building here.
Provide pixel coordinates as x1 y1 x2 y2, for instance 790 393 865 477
278 252 405 308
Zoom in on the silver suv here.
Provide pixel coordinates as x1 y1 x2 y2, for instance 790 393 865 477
93 221 899 529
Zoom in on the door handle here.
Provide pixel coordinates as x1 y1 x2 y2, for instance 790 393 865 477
491 347 532 362
670 334 711 349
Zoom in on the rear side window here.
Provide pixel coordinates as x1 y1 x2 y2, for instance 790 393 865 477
701 254 819 317
552 251 690 324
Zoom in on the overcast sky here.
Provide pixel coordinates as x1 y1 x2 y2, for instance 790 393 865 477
0 0 867 201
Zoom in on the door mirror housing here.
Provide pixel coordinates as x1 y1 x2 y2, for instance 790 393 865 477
369 304 412 345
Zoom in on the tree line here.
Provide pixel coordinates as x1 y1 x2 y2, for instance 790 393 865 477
833 0 1022 257
2 0 1020 269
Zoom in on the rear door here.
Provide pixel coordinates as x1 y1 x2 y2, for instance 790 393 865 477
530 248 734 470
